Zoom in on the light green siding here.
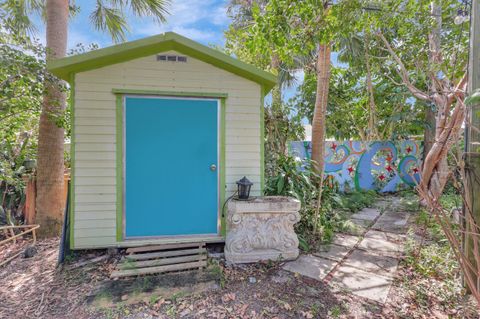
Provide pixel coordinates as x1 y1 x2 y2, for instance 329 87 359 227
72 51 262 249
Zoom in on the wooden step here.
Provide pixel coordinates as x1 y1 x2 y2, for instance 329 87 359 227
120 254 207 270
111 260 207 278
124 247 206 261
111 242 208 278
126 242 205 254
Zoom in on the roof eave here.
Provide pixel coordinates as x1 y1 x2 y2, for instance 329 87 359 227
47 32 276 93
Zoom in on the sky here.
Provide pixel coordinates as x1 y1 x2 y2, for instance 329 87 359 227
32 0 304 100
65 0 231 51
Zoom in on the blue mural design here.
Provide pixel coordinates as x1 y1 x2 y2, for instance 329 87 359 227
289 140 423 193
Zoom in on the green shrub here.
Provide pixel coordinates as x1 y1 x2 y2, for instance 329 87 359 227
264 155 346 249
331 190 378 213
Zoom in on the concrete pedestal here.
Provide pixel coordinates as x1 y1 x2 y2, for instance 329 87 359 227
225 196 301 263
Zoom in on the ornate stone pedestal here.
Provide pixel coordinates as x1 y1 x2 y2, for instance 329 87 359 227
225 196 301 264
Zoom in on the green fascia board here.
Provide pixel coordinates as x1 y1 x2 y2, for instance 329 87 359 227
260 85 265 193
47 32 276 93
112 88 228 98
69 73 75 249
116 95 124 241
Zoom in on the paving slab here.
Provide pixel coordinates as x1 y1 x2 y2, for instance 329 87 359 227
373 200 389 209
378 210 410 221
372 219 408 234
342 249 399 278
283 255 337 281
358 230 403 257
351 208 381 221
372 211 410 234
314 244 350 262
351 218 373 228
343 219 368 236
332 233 360 249
330 265 393 303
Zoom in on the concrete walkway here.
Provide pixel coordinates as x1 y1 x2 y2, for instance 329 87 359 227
283 197 410 303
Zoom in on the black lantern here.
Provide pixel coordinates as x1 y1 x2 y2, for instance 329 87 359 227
236 176 253 200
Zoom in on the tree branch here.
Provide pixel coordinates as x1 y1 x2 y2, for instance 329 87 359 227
377 31 431 101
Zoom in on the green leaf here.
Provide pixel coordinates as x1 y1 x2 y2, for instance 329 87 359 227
276 176 285 194
465 89 480 106
297 235 310 251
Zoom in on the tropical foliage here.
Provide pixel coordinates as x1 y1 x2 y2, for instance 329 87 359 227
0 31 47 225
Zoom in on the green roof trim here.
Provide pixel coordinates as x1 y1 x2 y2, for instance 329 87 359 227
47 32 276 92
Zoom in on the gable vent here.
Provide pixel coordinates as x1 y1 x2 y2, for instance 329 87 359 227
157 55 187 62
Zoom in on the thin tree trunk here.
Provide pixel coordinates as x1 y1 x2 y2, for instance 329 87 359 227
35 0 68 237
422 2 441 162
270 54 282 111
364 31 378 141
312 43 331 234
420 1 448 198
423 105 436 163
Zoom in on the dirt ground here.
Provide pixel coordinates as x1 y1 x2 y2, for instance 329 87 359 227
0 238 377 319
1 193 479 319
0 235 478 319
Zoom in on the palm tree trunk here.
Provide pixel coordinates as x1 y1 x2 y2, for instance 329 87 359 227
312 43 331 234
35 0 69 237
311 44 331 172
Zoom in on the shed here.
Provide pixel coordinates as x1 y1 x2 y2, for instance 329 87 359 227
48 32 276 249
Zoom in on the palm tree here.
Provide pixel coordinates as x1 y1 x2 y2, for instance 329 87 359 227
1 0 170 237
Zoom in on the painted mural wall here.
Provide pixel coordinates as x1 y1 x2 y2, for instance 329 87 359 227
289 140 423 193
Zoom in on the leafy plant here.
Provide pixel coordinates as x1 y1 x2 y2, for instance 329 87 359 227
0 31 48 225
402 219 472 313
264 154 339 248
265 155 318 205
331 190 378 213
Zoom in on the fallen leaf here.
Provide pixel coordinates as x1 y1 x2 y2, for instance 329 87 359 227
301 310 314 318
237 303 249 315
221 293 236 303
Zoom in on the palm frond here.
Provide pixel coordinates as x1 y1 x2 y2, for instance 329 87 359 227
126 0 170 23
277 68 296 89
336 34 364 64
90 0 129 43
0 0 43 35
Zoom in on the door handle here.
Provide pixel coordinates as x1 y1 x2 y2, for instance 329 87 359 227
210 164 217 171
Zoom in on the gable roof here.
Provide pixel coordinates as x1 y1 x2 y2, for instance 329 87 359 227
47 32 276 92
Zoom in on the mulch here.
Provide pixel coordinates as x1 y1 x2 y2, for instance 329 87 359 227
0 236 478 318
0 238 112 319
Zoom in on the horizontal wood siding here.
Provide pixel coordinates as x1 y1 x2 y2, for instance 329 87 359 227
73 51 262 249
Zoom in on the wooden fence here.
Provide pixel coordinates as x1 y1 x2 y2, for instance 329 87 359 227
23 174 70 224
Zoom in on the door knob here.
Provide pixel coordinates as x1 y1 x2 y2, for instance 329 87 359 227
210 164 217 171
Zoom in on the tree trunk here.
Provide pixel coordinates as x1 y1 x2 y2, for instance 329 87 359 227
312 43 331 234
311 44 331 173
423 1 441 163
364 31 378 141
35 0 69 237
270 54 282 111
423 105 436 163
422 1 441 164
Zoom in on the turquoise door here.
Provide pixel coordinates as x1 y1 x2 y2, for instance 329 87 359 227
124 96 219 238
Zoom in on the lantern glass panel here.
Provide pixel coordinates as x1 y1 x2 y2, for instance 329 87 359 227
236 176 253 200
